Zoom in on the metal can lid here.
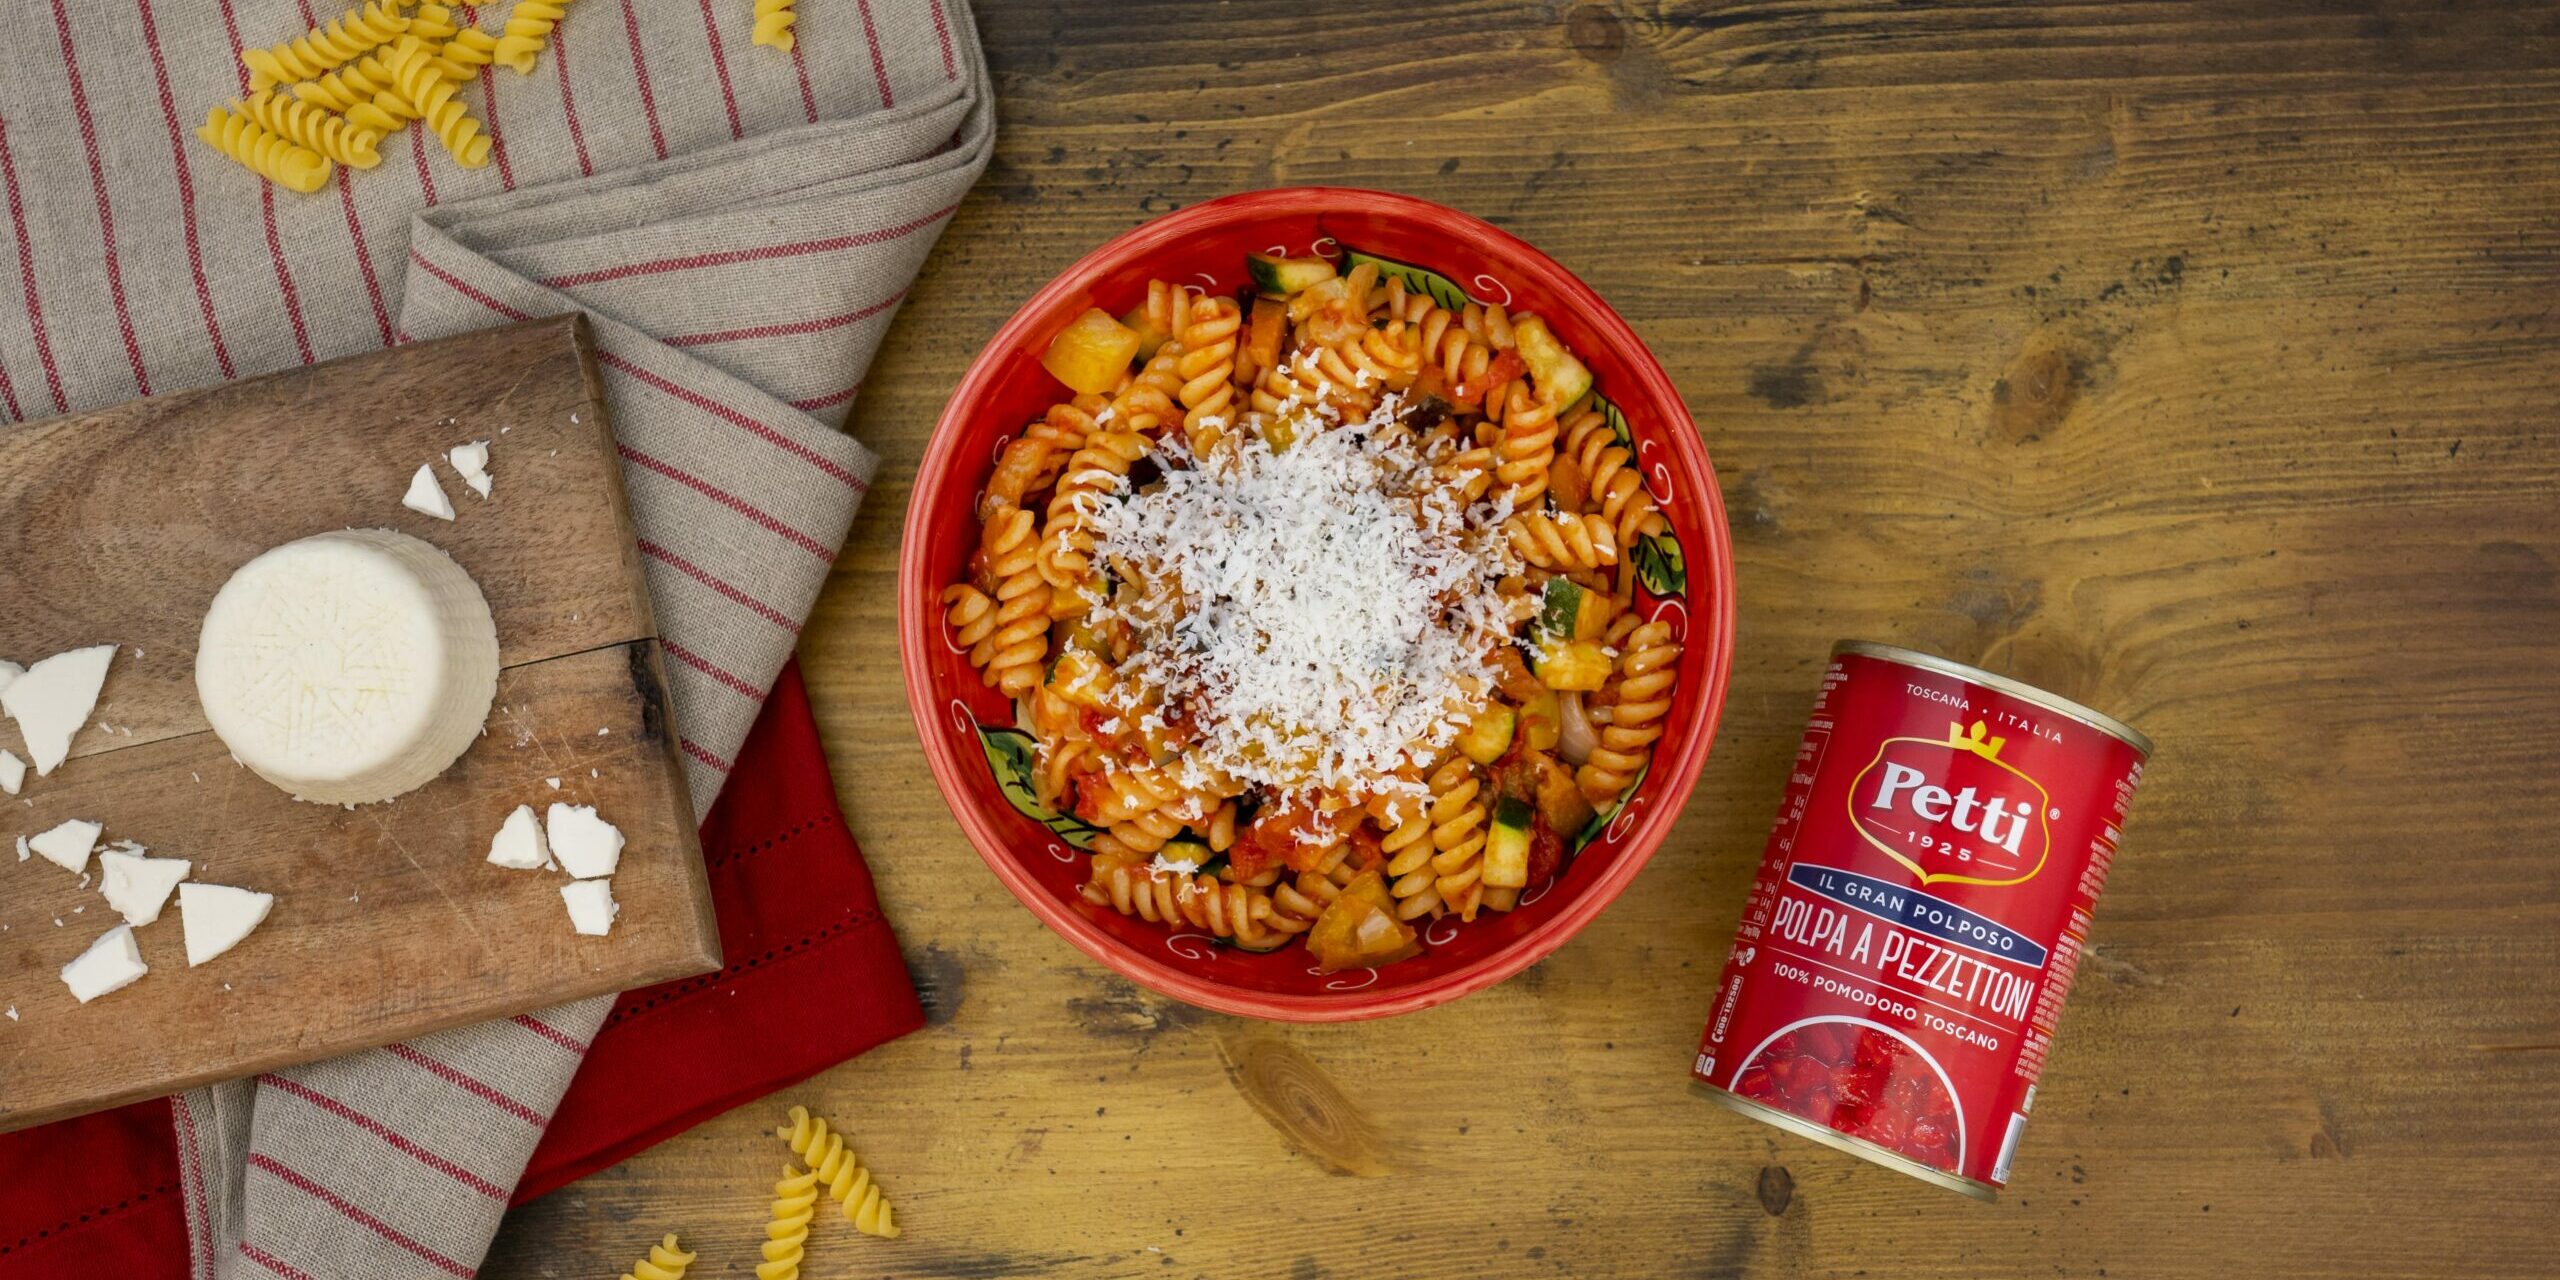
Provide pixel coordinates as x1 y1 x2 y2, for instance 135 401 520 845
1832 641 2154 757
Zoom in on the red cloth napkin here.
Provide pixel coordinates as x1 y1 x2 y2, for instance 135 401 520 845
0 657 917 1274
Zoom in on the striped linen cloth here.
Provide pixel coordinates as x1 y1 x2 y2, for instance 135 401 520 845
1 2 991 1276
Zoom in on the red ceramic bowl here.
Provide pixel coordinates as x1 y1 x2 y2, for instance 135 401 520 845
900 188 1735 1021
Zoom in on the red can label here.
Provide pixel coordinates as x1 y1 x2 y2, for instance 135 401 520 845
1692 645 2147 1193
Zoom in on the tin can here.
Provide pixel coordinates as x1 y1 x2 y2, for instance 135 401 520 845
1690 641 2150 1199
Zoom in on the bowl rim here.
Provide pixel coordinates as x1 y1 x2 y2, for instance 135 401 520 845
898 186 1737 1021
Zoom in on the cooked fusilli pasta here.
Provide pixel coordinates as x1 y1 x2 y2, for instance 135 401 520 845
953 247 1686 971
242 0 408 90
758 1166 817 1280
196 106 331 193
620 1232 696 1280
489 0 570 73
753 0 799 51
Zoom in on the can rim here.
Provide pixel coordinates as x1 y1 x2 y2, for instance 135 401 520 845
1692 1082 1998 1201
1833 641 2153 757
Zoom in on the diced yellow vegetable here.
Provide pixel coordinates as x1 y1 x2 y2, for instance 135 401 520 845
1512 315 1594 408
1517 687 1562 752
1535 638 1613 692
1572 585 1613 641
1456 705 1517 765
1041 307 1141 395
1482 795 1533 890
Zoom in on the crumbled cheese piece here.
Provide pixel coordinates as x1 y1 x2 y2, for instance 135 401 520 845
1148 853 1202 876
29 819 102 875
448 439 493 498
15 835 29 861
99 850 192 926
545 776 561 790
179 883 274 966
0 749 24 796
546 804 624 878
5 1006 16 1021
561 878 619 936
1080 397 1525 801
402 464 456 520
2 645 115 776
485 804 551 870
61 924 147 1003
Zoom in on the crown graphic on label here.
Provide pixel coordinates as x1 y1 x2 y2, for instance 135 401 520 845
1946 720 2006 759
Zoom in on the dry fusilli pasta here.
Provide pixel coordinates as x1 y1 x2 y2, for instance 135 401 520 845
491 0 571 73
619 1232 696 1280
384 36 492 167
758 1166 817 1280
290 55 415 135
753 0 800 51
776 1106 901 1239
242 0 408 90
196 106 331 193
237 89 381 169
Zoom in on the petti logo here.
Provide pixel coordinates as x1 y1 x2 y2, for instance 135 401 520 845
1847 721 2054 888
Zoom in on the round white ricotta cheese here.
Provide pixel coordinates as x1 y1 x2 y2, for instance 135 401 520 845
195 529 499 806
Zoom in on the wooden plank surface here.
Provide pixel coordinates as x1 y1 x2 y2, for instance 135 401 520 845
0 317 715 1131
487 3 2560 1276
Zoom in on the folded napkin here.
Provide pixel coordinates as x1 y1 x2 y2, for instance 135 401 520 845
0 2 989 1276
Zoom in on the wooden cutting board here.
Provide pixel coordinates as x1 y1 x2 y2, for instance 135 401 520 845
0 316 717 1133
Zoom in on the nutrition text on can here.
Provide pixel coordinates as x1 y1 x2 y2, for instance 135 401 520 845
1690 641 2151 1199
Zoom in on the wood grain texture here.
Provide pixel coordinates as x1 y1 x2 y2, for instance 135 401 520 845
486 3 2559 1277
0 318 714 1132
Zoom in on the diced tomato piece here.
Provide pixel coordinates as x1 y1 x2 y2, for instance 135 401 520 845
1734 1064 1776 1100
1797 1021 1855 1066
1070 771 1116 825
1456 349 1527 404
1525 815 1564 887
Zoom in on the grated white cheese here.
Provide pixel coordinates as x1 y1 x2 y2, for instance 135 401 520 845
1081 396 1526 802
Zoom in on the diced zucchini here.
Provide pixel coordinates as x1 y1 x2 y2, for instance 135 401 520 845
1518 686 1562 752
1483 795 1534 890
1512 315 1594 409
1246 251 1339 298
1042 308 1141 395
1457 705 1516 766
1534 637 1613 692
1536 577 1586 645
1572 585 1613 641
1120 303 1171 362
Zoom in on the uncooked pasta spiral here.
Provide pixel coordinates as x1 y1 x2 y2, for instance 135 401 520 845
237 89 381 169
242 0 408 90
1427 755 1489 920
1505 510 1619 572
776 1106 902 1239
974 506 1049 698
443 25 501 75
1173 295 1241 452
758 1166 817 1280
291 55 414 135
195 106 331 193
1578 619 1681 804
490 0 571 73
753 0 800 51
620 1232 695 1280
1083 853 1307 950
384 36 491 167
1034 427 1146 610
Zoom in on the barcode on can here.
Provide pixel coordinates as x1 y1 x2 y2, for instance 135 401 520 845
1992 1112 2029 1185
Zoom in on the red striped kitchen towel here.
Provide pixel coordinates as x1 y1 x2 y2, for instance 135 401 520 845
0 2 989 1276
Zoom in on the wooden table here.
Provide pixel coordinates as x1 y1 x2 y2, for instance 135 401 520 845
487 3 2560 1275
